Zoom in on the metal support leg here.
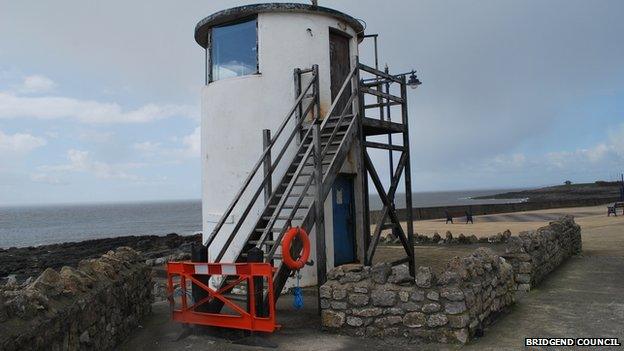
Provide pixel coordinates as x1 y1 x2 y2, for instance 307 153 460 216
400 76 416 278
262 129 272 205
313 123 327 313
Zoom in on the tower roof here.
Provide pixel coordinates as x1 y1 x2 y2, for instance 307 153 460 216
194 3 365 48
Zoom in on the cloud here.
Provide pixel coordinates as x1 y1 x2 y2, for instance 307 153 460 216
30 173 67 185
37 149 144 181
0 92 197 124
16 75 56 94
133 127 200 159
546 125 624 169
0 129 46 153
182 127 200 157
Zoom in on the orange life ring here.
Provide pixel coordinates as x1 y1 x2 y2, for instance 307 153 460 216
281 227 310 270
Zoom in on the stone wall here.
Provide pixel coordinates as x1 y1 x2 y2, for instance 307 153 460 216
502 216 582 291
320 248 515 344
0 247 152 350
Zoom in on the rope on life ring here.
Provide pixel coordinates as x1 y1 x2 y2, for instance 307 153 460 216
281 227 310 270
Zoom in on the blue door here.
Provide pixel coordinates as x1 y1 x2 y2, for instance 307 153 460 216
332 174 356 265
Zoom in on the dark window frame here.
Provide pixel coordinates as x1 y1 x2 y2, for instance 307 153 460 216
207 15 259 84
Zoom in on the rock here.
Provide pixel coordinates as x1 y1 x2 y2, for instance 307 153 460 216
319 284 332 299
445 231 453 243
458 233 468 243
415 266 433 288
321 310 345 328
388 265 412 285
347 293 369 307
401 302 421 311
79 330 90 344
340 271 364 283
445 301 467 314
371 289 396 307
448 314 471 328
352 307 383 317
398 290 410 302
374 315 402 327
432 232 441 242
440 287 464 301
410 290 425 302
154 257 167 265
469 235 479 244
29 268 64 296
516 274 531 284
422 302 441 313
346 316 363 327
320 298 330 309
517 283 531 291
371 263 392 284
403 312 426 327
426 291 439 301
353 284 369 294
502 229 512 241
427 313 448 327
454 328 469 344
437 271 459 285
384 307 404 315
330 301 347 310
5 275 18 287
518 262 532 274
332 288 347 300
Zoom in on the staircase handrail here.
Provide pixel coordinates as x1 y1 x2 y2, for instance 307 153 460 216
205 66 319 248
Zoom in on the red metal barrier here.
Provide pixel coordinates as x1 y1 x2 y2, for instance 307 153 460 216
166 261 279 332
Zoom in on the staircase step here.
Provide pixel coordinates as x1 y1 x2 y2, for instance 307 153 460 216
248 240 277 245
286 171 312 177
254 227 284 233
275 192 313 198
327 114 354 120
268 204 310 209
321 131 347 137
262 215 305 221
241 252 283 260
303 140 341 148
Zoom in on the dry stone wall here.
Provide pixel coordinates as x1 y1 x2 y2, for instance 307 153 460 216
503 215 582 291
321 216 583 343
0 247 152 351
320 247 515 344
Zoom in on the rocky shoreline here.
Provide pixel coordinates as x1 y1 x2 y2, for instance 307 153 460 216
0 233 201 284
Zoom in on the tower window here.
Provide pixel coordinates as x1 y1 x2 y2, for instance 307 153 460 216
210 17 258 81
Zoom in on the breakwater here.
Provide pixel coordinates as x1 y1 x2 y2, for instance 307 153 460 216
371 197 618 222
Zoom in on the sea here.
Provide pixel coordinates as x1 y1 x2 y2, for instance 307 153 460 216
0 189 524 248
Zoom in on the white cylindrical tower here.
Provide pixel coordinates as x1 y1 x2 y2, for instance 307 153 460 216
196 3 364 286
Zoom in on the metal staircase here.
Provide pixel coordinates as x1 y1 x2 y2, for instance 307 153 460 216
203 60 416 309
204 64 360 305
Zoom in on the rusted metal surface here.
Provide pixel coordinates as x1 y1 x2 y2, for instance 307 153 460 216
195 3 365 48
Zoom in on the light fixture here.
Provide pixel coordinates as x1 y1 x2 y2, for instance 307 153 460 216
407 70 422 89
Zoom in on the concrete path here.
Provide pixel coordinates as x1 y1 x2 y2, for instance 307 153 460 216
463 217 624 350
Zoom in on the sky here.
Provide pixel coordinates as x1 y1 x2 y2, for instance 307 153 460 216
0 0 623 206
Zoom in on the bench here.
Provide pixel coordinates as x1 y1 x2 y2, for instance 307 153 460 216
607 202 624 216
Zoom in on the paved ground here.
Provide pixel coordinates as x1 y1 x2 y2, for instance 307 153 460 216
122 206 624 350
